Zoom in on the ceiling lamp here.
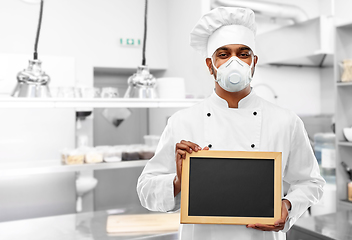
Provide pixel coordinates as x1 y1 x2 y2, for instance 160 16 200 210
12 0 51 98
124 0 157 99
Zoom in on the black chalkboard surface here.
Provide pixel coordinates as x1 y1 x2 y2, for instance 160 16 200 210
180 151 282 225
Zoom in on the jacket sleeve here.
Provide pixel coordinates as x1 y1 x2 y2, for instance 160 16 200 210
136 117 181 212
281 116 326 232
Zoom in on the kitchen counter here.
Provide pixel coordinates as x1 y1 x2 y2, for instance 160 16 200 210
0 206 178 240
3 206 352 240
288 210 352 240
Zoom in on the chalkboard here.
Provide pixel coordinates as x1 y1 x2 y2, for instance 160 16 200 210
180 151 282 225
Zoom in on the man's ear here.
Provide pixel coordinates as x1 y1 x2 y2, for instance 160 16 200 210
205 58 213 75
254 55 258 66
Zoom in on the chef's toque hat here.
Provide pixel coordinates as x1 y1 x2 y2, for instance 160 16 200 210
190 7 257 58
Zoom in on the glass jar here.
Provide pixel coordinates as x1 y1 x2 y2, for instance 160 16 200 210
314 132 336 184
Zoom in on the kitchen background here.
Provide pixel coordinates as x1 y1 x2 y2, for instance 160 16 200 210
0 0 345 224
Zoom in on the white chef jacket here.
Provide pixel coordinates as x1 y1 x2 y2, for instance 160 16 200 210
137 90 325 240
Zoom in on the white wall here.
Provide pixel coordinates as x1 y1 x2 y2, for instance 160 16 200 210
147 0 213 136
211 0 334 35
0 0 168 87
0 108 75 162
161 0 214 99
335 0 352 26
253 0 334 116
320 67 335 115
252 66 321 116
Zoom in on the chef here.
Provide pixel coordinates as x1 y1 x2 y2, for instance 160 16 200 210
137 7 325 240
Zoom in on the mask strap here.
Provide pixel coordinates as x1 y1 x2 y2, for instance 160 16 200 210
249 55 255 79
212 55 254 69
211 57 221 82
250 56 254 68
211 57 218 71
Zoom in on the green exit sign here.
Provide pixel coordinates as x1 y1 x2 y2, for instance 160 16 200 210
120 38 141 47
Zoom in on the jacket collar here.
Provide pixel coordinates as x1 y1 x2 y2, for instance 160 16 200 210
210 88 260 109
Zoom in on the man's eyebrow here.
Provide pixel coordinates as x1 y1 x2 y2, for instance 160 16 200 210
216 47 229 51
215 46 251 52
239 47 251 51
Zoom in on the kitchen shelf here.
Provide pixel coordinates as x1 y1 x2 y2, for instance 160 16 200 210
0 160 148 178
339 199 352 208
335 1 352 211
256 16 334 67
0 98 202 109
338 141 352 147
94 66 167 75
336 82 352 87
336 20 352 29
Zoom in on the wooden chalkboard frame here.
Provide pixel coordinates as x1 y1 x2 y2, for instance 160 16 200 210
180 150 282 225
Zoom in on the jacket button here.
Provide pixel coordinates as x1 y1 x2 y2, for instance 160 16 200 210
208 144 212 148
253 112 257 116
207 113 211 117
251 144 255 148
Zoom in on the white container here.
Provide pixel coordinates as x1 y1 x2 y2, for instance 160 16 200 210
310 182 336 216
63 149 85 165
80 87 96 98
343 127 352 142
314 132 336 182
103 146 124 162
156 77 185 99
85 148 103 164
144 135 160 148
101 87 119 98
76 175 98 212
138 145 155 160
122 144 141 161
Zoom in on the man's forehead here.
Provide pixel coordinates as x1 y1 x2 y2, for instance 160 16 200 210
215 44 252 52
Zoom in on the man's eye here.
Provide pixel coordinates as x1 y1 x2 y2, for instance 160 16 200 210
239 53 251 58
218 53 228 58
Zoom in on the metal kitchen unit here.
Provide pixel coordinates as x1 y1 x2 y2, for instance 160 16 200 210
0 98 201 222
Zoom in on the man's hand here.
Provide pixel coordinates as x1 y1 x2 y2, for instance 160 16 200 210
246 199 291 232
173 140 209 196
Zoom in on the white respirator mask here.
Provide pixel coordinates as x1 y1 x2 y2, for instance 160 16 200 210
212 56 254 92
